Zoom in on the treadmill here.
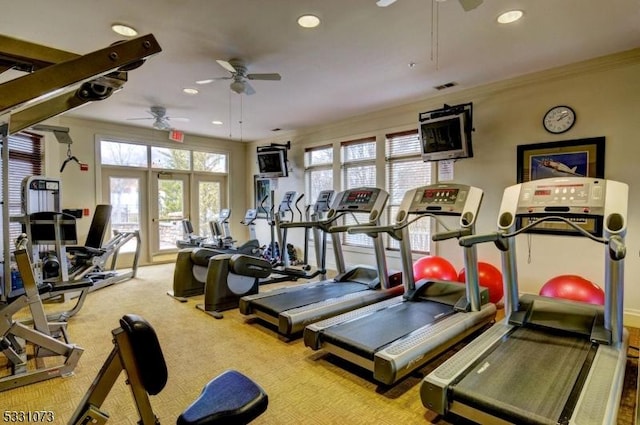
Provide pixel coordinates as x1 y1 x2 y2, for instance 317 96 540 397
239 187 403 337
304 183 497 385
421 177 629 425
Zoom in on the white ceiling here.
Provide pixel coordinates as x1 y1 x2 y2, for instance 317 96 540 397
2 0 639 142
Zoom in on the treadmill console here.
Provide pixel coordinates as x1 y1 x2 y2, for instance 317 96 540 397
333 187 388 213
498 177 628 236
421 188 461 205
515 179 605 217
314 190 335 214
405 184 480 217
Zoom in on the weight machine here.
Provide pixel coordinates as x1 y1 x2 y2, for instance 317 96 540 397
14 177 140 294
0 249 84 392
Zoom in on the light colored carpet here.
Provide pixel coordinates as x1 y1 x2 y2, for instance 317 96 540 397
1 263 637 424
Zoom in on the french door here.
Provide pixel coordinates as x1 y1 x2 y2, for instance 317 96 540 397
101 168 148 266
151 172 189 255
102 169 226 264
193 174 226 239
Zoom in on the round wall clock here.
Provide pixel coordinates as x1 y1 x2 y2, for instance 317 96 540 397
543 105 576 134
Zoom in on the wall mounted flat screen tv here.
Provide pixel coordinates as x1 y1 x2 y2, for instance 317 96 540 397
419 103 473 162
257 148 288 178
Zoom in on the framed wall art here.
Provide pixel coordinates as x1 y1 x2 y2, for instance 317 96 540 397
516 137 605 236
254 176 272 218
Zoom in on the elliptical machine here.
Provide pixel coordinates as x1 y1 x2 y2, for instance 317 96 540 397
261 190 334 279
201 209 261 256
197 190 334 318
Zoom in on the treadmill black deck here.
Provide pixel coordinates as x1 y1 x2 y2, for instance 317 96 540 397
251 282 370 316
321 300 454 359
451 326 593 425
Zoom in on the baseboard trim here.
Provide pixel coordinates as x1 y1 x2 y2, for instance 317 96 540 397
625 309 640 329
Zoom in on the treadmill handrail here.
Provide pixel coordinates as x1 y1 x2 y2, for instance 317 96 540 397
279 220 323 229
432 228 472 242
347 214 458 241
459 216 612 248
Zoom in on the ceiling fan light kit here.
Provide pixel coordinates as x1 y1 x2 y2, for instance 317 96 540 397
196 58 281 95
127 106 189 131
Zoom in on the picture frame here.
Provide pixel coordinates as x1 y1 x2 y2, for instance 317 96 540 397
516 137 605 236
254 176 272 218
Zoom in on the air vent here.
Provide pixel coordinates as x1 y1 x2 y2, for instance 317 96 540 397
434 82 458 91
271 128 282 132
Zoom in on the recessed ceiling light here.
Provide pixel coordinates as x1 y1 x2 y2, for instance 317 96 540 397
497 10 524 24
298 14 320 28
212 120 223 125
111 23 138 37
183 88 199 95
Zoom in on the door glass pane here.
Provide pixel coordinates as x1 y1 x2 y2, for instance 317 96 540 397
109 177 140 253
199 181 221 237
158 179 184 250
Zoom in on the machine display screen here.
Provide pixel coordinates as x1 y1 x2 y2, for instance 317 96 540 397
343 190 374 205
534 189 552 196
421 188 459 204
531 183 588 203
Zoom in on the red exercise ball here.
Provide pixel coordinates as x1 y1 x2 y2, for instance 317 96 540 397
457 262 504 304
413 256 457 282
539 274 605 305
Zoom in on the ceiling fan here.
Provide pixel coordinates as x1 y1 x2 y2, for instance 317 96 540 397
196 58 281 95
127 106 189 130
376 0 483 11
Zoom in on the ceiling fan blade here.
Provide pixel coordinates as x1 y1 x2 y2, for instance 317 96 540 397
459 0 483 11
168 117 190 122
216 59 237 74
127 117 154 121
243 81 256 95
247 73 281 81
376 0 397 6
196 76 232 85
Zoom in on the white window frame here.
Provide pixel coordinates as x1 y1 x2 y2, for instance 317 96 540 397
385 130 433 254
304 144 334 206
341 137 377 248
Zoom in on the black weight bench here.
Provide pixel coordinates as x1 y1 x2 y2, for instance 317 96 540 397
70 314 268 425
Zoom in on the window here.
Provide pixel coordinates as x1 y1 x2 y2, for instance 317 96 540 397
100 141 148 167
304 145 333 205
99 140 227 175
151 146 191 170
3 133 43 244
194 151 227 173
385 130 432 253
341 138 376 247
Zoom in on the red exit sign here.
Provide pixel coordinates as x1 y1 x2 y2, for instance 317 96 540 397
169 129 184 143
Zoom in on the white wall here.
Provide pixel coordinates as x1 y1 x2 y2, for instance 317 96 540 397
247 48 640 324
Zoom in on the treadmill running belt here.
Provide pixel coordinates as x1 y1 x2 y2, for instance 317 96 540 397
322 301 454 359
451 327 592 425
252 282 369 316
